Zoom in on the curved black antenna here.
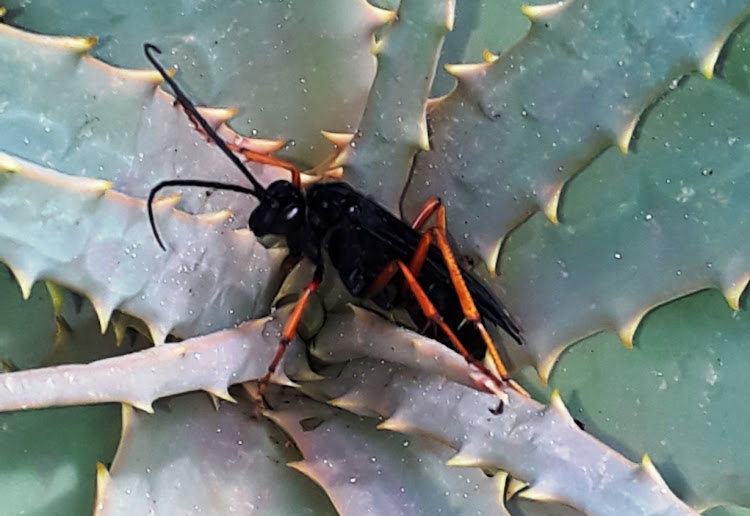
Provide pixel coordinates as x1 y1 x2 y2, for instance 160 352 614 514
148 179 256 251
144 43 267 197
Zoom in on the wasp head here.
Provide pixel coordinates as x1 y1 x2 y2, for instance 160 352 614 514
249 180 305 238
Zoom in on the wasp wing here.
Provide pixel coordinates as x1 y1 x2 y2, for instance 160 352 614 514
318 183 523 348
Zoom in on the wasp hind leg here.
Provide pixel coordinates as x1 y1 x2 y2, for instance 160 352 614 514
404 197 529 399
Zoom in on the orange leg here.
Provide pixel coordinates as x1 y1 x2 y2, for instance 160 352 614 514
430 229 529 397
180 104 301 188
256 265 323 406
372 197 529 399
394 262 506 393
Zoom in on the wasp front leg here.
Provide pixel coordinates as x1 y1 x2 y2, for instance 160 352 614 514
256 265 323 408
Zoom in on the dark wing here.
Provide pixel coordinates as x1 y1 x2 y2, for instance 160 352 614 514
320 183 523 346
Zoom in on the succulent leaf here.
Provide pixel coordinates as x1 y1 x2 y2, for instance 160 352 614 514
1 0 750 514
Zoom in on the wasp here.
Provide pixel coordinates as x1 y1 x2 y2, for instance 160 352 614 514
144 44 526 408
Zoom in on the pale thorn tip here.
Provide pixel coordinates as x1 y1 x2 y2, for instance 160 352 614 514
320 130 355 148
0 153 22 173
723 274 749 312
444 62 491 79
543 184 562 224
521 0 573 20
619 310 647 350
131 401 155 414
91 300 112 334
483 237 503 277
153 192 182 208
619 115 639 153
197 106 239 124
206 387 237 404
362 1 397 27
69 36 98 53
483 49 499 63
505 477 528 499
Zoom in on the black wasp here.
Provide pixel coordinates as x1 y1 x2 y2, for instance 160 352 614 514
144 44 526 406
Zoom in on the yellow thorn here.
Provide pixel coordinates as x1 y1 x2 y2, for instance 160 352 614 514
120 68 174 84
130 400 154 414
483 49 499 63
113 318 128 347
619 114 639 153
320 131 355 148
483 237 504 277
362 1 397 27
517 484 554 502
197 209 233 224
376 418 408 433
618 310 647 349
444 62 492 79
146 323 167 345
445 453 483 468
72 36 99 54
197 106 239 124
701 41 723 80
537 345 567 385
0 153 22 173
205 387 237 404
639 453 666 484
287 461 316 480
328 396 360 412
417 116 430 151
12 268 34 300
95 462 112 502
152 192 182 209
90 298 112 334
543 184 562 224
521 0 572 20
505 477 528 499
45 281 65 318
723 273 750 311
371 37 386 56
549 389 575 425
230 136 286 154
84 178 113 196
444 1 456 31
120 403 136 435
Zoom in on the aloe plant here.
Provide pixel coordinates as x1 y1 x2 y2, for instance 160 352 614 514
1 0 749 514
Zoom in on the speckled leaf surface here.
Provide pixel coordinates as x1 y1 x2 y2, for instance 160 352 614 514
0 22 295 225
0 279 141 516
403 0 750 270
544 290 750 512
268 391 512 516
1 0 750 514
2 0 387 167
0 152 284 343
306 309 695 516
500 76 750 377
96 393 335 515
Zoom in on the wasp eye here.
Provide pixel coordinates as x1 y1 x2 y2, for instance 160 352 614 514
285 206 299 220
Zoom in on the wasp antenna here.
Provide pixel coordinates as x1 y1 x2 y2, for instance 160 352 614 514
144 43 267 198
147 183 169 251
147 179 258 252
